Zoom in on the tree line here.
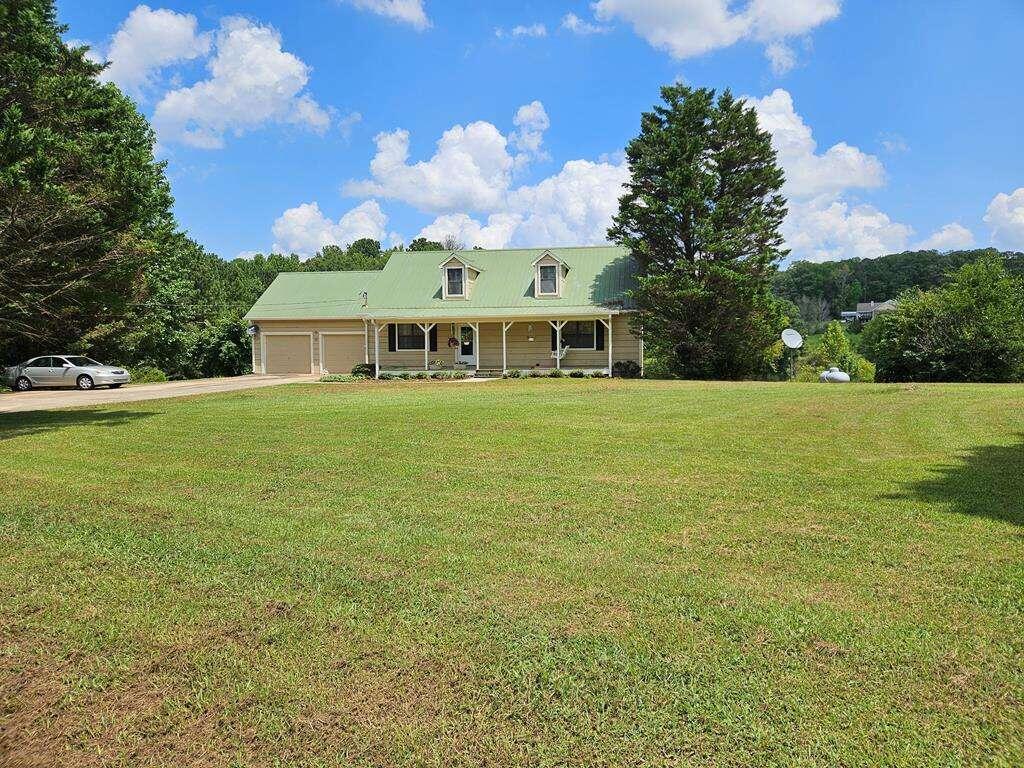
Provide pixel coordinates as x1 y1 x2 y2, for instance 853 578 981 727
772 247 1024 326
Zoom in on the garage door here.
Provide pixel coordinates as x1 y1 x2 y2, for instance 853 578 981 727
322 334 364 375
264 334 312 374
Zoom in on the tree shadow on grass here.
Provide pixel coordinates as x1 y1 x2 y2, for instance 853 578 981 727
886 437 1024 526
0 409 155 441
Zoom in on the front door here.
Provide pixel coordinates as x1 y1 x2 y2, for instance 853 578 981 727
457 325 476 366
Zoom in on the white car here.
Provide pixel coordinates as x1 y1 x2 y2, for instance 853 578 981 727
4 355 131 392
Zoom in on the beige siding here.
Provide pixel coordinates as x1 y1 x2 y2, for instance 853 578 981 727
374 322 459 369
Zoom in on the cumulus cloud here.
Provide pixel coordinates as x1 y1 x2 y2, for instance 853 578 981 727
509 100 550 167
984 188 1024 250
343 120 515 212
338 111 363 141
153 17 329 149
345 101 627 248
915 222 975 252
340 0 430 30
741 88 916 262
272 201 390 256
97 5 210 95
591 0 839 72
561 13 610 35
417 213 523 250
496 23 547 38
746 89 885 199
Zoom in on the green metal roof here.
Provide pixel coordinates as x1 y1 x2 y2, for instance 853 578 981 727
243 270 377 320
245 246 637 321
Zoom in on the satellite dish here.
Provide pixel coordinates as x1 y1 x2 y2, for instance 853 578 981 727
781 328 803 349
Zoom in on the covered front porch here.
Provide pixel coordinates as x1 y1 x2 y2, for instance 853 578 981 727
368 315 622 378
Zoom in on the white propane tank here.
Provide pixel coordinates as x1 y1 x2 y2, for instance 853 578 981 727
819 366 851 383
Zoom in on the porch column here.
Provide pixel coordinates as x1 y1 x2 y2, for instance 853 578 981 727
600 315 613 376
470 322 480 372
363 320 369 364
417 323 436 371
373 320 381 379
502 321 514 374
548 320 565 370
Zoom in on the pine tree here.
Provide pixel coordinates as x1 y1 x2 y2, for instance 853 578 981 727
609 85 789 379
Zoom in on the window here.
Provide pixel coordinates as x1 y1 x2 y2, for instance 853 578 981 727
27 357 53 368
538 264 558 295
446 266 465 297
562 321 596 349
396 323 426 350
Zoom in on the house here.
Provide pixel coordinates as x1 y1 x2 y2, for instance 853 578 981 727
243 245 643 378
841 299 897 322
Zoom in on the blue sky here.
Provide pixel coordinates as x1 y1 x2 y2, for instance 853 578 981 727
59 0 1024 263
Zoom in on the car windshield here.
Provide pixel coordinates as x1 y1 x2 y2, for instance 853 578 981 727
64 356 102 367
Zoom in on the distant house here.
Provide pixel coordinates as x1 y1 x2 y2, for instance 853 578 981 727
841 300 897 323
244 246 643 378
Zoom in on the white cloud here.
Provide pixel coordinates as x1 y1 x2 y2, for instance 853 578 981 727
984 188 1024 250
561 13 610 35
783 199 913 263
97 5 211 95
272 201 390 256
746 89 885 199
340 0 430 30
880 133 909 154
153 17 329 149
591 0 838 71
338 111 363 140
509 100 550 167
764 41 795 75
495 23 548 38
343 120 514 212
744 89 916 262
417 213 523 249
916 222 975 252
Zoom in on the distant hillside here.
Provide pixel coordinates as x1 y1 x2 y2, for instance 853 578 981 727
773 248 1024 322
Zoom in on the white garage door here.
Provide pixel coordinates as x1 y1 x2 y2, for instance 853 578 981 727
264 334 312 374
322 334 364 375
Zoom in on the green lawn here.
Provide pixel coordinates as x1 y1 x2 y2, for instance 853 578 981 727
1 380 1022 767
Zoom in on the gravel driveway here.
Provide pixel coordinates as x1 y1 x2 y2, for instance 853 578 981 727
0 374 316 414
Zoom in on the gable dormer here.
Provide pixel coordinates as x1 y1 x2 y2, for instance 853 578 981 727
439 254 481 299
532 251 568 298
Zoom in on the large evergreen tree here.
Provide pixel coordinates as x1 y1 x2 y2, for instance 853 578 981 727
610 85 789 379
0 0 174 361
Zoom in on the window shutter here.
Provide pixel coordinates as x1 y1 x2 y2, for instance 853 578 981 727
595 321 605 351
430 325 438 352
551 326 557 351
387 324 396 352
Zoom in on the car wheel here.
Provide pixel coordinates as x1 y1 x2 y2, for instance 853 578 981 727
76 374 95 391
109 383 123 389
14 376 32 392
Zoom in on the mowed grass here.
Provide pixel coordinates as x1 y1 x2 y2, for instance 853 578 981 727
0 379 1022 767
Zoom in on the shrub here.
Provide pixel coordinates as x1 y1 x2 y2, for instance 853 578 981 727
503 368 522 379
590 371 608 378
320 373 367 383
414 371 429 379
430 371 446 379
130 364 168 383
378 372 395 381
527 370 544 378
568 369 586 378
397 372 412 380
351 362 374 377
548 368 565 378
855 358 876 383
612 360 642 378
451 370 468 379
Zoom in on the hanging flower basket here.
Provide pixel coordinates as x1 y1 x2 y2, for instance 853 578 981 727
447 336 460 348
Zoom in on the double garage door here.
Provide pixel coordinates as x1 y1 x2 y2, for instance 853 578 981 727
262 332 365 375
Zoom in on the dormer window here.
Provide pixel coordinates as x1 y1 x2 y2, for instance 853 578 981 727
446 266 465 297
538 265 558 295
532 252 566 298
